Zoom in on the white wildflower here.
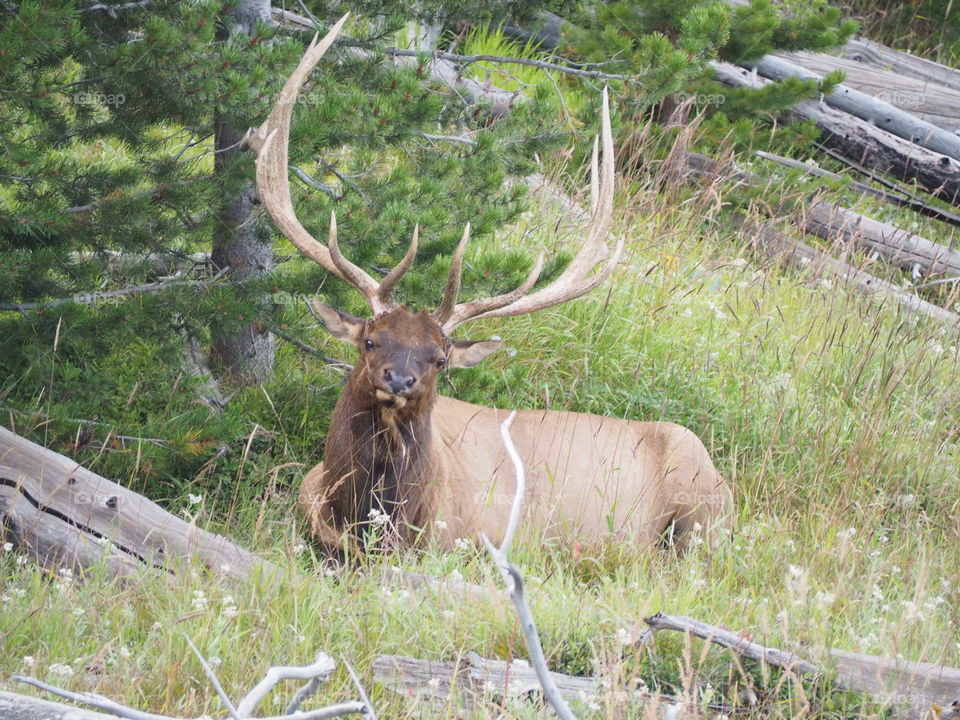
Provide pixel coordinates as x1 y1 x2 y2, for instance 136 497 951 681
58 567 73 579
188 493 203 505
615 627 632 645
208 656 222 669
292 543 307 555
223 605 239 619
191 589 208 611
427 678 441 690
838 527 856 540
48 663 74 678
454 537 473 551
367 507 388 528
119 646 131 659
433 519 447 530
23 655 35 667
16 554 27 566
3 542 12 552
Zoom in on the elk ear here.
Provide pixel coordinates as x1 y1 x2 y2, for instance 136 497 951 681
448 339 503 368
310 299 365 345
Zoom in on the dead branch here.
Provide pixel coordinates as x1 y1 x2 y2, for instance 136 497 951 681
754 150 960 229
480 411 580 720
9 650 370 720
639 612 960 720
639 611 819 675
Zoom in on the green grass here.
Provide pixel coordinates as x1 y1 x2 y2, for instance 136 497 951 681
2 173 959 718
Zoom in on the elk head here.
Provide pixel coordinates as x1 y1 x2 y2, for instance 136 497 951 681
246 15 620 411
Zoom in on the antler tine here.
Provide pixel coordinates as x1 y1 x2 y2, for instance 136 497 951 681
433 224 471 325
440 251 545 333
376 224 419 309
250 13 394 314
441 87 620 333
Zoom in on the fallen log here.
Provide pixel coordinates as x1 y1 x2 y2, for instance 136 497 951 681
842 37 960 93
775 51 960 134
711 61 960 206
749 216 960 327
803 202 960 278
641 612 960 720
686 151 960 288
0 425 280 582
743 54 960 162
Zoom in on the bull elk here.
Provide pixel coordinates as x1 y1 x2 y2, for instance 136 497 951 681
246 16 733 555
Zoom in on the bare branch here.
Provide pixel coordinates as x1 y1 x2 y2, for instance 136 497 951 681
343 659 378 720
481 412 580 720
184 636 240 720
236 653 336 717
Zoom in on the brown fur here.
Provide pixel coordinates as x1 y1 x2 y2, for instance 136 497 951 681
300 306 733 555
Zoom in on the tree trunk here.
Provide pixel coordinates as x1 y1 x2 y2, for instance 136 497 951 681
210 0 276 387
842 37 960 93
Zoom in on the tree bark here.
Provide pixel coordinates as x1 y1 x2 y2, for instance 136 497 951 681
210 0 276 387
0 425 280 582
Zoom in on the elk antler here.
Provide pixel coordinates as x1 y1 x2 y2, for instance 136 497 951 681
434 88 620 334
248 13 417 316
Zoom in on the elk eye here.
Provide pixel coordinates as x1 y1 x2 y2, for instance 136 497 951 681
364 339 374 350
436 357 447 369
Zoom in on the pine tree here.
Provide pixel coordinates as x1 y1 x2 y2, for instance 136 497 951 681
0 0 566 485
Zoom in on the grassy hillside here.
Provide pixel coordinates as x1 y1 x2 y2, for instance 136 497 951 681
2 168 959 718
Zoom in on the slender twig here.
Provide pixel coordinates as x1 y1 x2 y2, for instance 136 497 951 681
292 166 338 197
350 43 631 81
343 659 378 720
0 271 234 313
481 411 580 720
271 327 353 371
414 132 478 146
12 676 168 720
184 636 240 720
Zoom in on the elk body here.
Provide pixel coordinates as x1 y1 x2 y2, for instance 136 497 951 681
247 16 733 554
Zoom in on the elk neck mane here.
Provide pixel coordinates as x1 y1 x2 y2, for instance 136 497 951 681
325 363 439 540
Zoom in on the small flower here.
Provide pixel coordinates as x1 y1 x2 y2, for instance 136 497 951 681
58 568 73 579
292 543 307 555
427 678 441 690
152 621 163 631
367 507 388 528
119 646 131 659
16 555 27 566
188 493 203 505
454 537 473 551
222 605 239 619
3 542 12 552
433 519 447 530
838 527 857 541
48 663 74 678
23 655 35 667
191 589 208 611
615 627 632 645
208 656 222 669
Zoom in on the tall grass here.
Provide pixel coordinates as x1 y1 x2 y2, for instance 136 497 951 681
2 146 959 719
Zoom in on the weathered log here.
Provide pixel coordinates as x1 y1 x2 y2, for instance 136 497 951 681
685 150 960 281
372 653 602 706
776 51 960 134
641 612 960 720
711 61 960 206
0 691 120 720
739 54 960 163
749 217 960 327
842 37 960 93
803 202 960 278
0 425 280 582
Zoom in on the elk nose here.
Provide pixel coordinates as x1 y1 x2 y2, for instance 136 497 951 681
384 369 416 396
